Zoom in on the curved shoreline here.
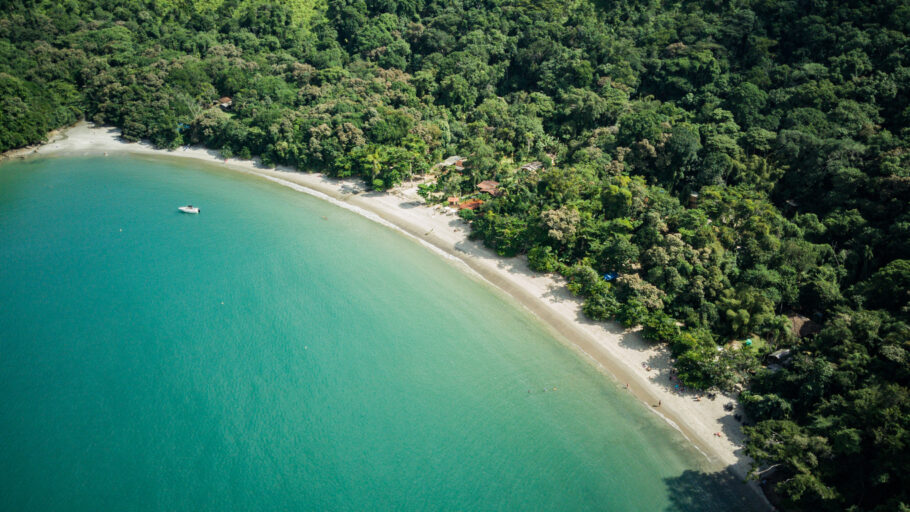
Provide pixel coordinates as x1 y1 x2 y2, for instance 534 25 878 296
4 122 769 507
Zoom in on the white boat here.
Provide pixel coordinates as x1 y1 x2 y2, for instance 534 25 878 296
178 205 200 214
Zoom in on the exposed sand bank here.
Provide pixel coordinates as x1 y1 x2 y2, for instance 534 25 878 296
6 122 769 507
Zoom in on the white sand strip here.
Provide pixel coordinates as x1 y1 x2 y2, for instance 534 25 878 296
6 122 768 504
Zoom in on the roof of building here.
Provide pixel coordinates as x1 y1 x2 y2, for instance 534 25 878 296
437 156 466 167
458 199 484 210
477 180 501 195
788 314 822 338
770 349 793 360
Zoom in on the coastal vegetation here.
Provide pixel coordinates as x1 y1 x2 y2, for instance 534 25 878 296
1 0 908 509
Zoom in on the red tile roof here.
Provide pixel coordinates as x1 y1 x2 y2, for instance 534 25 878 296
458 199 484 210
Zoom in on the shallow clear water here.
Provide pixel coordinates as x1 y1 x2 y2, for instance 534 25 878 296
0 156 757 511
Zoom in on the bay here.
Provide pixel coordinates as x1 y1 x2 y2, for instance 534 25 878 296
0 156 757 511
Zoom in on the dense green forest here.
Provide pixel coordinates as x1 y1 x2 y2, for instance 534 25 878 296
2 0 908 509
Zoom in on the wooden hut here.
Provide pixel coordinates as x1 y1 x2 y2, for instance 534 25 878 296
477 180 501 196
458 199 484 210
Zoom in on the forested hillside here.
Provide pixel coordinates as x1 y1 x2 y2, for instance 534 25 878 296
1 0 908 509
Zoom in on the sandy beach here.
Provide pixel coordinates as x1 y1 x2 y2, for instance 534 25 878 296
6 122 766 501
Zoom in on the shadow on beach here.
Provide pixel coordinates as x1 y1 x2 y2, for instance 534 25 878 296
663 467 770 511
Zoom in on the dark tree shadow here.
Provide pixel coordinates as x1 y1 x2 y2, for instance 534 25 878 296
663 467 771 511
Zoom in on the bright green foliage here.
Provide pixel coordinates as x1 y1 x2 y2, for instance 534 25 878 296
155 0 326 26
2 1 909 509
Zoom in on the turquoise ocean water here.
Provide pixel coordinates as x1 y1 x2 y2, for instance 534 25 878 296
0 156 758 511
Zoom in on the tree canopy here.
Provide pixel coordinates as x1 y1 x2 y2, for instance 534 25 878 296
2 1 909 509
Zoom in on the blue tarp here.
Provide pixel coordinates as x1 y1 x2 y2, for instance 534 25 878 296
603 272 618 281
